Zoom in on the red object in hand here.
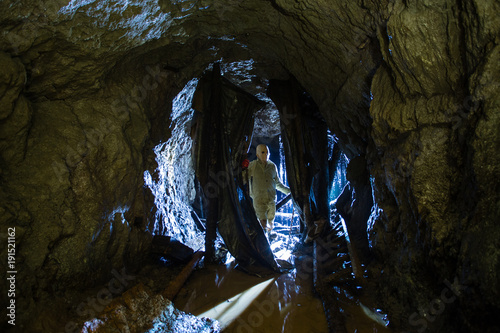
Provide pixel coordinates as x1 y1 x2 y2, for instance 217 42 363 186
241 159 250 169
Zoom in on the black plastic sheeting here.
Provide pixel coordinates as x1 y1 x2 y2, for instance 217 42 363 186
191 65 279 275
267 78 336 232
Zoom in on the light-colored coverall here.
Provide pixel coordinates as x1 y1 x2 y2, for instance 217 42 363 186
246 159 290 231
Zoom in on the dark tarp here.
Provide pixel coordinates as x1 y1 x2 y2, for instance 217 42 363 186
336 156 373 265
267 78 334 234
191 65 279 275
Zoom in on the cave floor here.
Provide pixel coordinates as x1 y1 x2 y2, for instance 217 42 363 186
174 258 329 332
19 229 392 333
174 228 392 333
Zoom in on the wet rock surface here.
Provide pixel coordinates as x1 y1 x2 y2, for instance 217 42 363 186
1 0 499 332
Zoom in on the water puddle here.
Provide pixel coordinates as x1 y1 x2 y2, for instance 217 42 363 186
174 226 391 333
174 258 328 332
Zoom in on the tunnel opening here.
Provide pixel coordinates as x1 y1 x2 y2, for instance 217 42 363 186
141 62 356 264
139 57 390 332
143 60 284 266
141 58 379 261
249 126 354 263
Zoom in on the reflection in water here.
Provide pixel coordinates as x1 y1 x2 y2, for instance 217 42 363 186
198 278 276 329
175 256 329 333
174 226 391 332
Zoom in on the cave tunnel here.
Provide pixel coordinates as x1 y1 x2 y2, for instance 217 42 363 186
1 1 499 332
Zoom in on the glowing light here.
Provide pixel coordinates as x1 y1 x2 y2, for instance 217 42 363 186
197 278 275 329
274 248 292 261
270 240 283 252
225 252 235 264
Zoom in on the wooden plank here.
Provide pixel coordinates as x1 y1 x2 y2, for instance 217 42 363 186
163 251 205 301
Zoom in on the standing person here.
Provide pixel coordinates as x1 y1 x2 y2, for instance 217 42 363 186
242 144 291 238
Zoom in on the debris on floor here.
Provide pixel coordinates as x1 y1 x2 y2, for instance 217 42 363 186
80 283 220 333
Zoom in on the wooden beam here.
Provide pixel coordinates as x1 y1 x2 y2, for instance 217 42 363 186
163 251 205 300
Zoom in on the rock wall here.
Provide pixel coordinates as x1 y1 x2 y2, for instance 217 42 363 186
0 49 170 327
0 0 498 331
368 1 500 331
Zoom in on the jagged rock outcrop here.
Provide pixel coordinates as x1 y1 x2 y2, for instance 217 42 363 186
1 0 498 332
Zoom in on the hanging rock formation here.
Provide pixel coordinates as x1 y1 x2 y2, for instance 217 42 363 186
1 0 499 332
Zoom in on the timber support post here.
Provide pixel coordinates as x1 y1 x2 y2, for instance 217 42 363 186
205 63 222 263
